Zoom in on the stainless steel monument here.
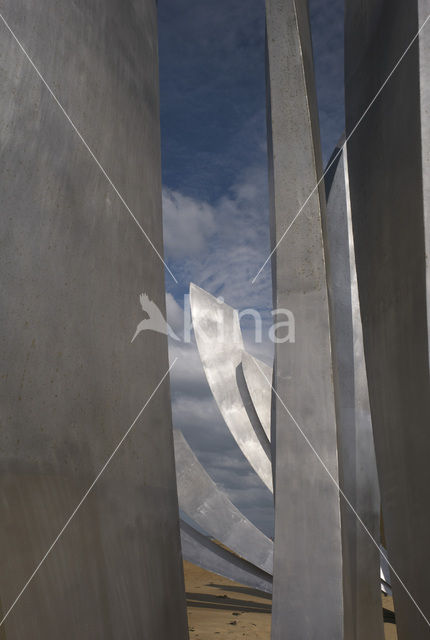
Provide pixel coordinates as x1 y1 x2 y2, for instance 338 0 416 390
265 1 344 637
325 143 384 639
2 0 427 637
190 283 273 491
174 429 273 575
179 519 273 594
183 281 390 609
0 1 188 638
345 0 430 636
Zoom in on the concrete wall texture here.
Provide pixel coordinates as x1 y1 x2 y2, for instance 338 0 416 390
0 1 188 638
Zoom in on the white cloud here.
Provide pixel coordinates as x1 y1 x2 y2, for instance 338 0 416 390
162 188 216 259
165 292 184 335
169 341 211 396
163 167 273 323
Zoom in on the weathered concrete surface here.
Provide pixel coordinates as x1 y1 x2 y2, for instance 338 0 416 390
174 430 274 575
345 1 430 637
0 2 188 638
180 520 273 594
190 283 273 491
325 144 384 639
266 0 344 637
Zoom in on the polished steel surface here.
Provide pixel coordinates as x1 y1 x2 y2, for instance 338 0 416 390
189 283 273 491
180 520 273 594
0 3 188 638
236 357 272 460
240 352 272 442
266 1 343 637
174 430 273 574
345 1 430 636
325 144 384 639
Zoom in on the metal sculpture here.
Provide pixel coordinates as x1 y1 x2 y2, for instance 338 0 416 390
174 430 273 574
190 283 273 491
345 1 430 636
182 283 390 603
236 359 272 460
1 0 418 637
240 352 272 441
325 142 384 639
0 1 188 637
265 1 344 637
181 1 420 636
180 520 273 594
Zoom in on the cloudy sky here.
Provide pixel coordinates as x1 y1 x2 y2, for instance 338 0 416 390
158 0 344 537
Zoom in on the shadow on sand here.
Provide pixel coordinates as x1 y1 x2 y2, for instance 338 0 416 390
186 590 271 615
207 582 272 600
187 583 395 625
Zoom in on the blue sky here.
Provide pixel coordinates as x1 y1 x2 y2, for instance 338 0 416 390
158 0 344 537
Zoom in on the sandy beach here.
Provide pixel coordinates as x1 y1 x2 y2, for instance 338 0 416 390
184 561 397 639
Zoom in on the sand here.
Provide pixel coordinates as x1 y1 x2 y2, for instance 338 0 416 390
184 561 398 639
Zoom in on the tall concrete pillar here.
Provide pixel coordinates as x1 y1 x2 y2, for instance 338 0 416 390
345 0 430 637
265 1 343 637
0 2 188 638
